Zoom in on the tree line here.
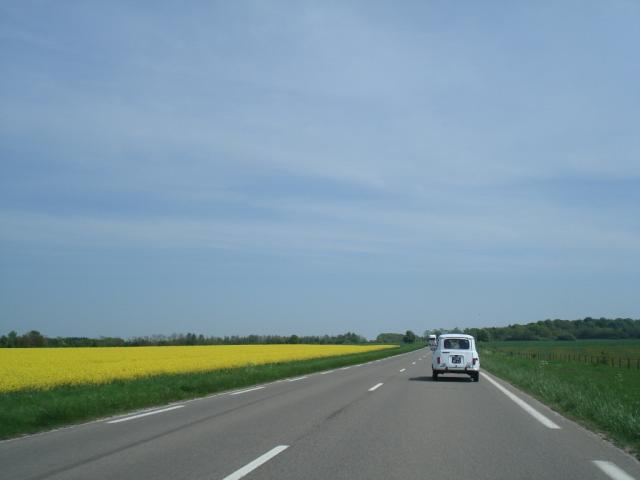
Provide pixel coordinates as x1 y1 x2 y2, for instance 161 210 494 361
0 330 375 348
376 331 418 344
426 317 640 342
5 317 637 348
0 329 423 348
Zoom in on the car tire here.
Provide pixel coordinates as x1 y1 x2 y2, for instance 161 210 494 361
432 371 438 381
473 372 480 382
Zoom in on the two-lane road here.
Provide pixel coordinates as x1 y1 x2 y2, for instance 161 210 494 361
1 349 638 479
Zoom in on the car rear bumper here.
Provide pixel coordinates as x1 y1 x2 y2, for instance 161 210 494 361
433 366 480 373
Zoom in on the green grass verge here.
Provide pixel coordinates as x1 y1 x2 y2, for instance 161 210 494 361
479 345 640 458
0 343 424 440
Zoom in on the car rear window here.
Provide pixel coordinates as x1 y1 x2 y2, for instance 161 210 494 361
443 338 470 349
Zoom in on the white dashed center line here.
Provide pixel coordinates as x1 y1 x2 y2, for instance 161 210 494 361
592 461 635 480
107 405 184 424
399 368 406 372
230 386 265 396
368 383 384 392
222 445 289 480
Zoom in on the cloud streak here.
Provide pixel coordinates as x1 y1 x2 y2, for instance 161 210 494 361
1 1 639 336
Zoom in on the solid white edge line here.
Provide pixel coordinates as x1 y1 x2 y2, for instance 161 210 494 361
222 445 289 480
368 382 384 392
107 405 184 424
320 370 335 375
230 386 265 396
593 461 636 480
287 376 307 382
399 368 406 372
482 372 561 429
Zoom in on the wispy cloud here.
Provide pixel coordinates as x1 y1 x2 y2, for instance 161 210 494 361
1 1 639 336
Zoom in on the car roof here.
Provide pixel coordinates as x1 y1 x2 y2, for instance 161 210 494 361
439 333 474 339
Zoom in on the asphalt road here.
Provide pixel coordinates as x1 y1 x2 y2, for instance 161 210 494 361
1 348 639 480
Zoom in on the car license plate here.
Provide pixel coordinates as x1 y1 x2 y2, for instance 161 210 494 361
451 356 461 364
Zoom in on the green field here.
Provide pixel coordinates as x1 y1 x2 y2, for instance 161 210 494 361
0 343 423 440
484 339 640 362
478 340 640 458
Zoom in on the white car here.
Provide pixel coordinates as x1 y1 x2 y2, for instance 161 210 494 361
431 333 480 382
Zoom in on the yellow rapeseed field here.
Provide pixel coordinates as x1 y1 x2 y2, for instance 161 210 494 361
0 344 394 393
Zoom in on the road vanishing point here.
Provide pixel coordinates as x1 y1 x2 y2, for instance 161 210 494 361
1 348 638 480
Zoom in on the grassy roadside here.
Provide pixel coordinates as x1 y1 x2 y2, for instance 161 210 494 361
478 345 640 458
0 343 424 440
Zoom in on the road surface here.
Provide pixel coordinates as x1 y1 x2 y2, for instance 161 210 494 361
1 348 638 480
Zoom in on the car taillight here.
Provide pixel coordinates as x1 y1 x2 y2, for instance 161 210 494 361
472 358 477 366
437 356 440 364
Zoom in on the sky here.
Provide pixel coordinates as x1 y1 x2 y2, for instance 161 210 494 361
1 1 639 340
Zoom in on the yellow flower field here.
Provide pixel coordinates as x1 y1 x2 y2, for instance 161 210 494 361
0 344 394 393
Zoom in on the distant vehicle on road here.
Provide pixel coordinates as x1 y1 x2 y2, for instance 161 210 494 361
428 334 437 351
431 333 480 382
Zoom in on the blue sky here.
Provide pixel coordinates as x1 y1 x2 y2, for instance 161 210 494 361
1 1 639 339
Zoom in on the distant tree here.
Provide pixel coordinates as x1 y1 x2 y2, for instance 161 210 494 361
337 332 365 344
287 334 300 344
530 322 553 339
6 330 18 348
21 330 46 347
376 333 404 344
476 329 489 342
464 328 489 342
556 333 576 341
403 330 416 343
98 336 126 347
